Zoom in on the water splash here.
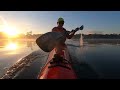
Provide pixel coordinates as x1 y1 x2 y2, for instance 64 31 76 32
80 31 83 47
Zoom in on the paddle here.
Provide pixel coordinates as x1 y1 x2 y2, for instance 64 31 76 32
36 32 66 52
36 25 84 52
75 25 84 32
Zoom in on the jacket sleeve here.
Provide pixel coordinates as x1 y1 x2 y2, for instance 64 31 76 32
66 30 75 39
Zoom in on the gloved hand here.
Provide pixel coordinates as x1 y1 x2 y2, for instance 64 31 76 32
71 29 75 32
71 28 79 33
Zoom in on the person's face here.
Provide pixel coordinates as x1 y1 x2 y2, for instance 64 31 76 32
57 21 64 27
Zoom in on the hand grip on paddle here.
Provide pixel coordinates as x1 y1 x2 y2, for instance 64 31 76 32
74 25 84 32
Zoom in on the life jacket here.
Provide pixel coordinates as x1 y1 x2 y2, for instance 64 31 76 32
52 26 66 32
52 26 74 39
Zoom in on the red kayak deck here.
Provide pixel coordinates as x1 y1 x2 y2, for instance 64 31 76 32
38 46 77 79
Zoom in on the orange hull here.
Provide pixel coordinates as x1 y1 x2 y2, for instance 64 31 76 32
38 45 77 79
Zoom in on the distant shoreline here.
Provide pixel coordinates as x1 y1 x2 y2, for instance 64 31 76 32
1 38 120 41
72 38 120 40
0 39 36 41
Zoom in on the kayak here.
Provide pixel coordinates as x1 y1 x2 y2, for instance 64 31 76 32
36 25 84 79
37 45 77 79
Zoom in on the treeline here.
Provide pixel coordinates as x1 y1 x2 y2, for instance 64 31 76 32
0 32 42 39
73 34 120 39
1 31 120 39
25 34 41 39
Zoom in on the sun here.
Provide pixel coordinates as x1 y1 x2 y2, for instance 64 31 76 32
2 25 19 37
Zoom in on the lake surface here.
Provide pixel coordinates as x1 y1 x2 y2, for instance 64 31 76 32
1 39 120 79
0 39 40 77
67 39 120 79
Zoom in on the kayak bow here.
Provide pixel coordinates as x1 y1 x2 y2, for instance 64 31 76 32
37 45 77 79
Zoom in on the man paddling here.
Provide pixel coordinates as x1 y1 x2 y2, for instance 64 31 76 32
36 17 83 57
52 17 79 58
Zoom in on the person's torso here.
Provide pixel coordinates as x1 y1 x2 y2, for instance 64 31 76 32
53 26 65 31
52 27 68 44
52 27 68 36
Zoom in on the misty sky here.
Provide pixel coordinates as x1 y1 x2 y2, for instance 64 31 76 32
0 11 120 34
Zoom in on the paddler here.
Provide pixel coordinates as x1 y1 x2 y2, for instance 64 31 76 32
52 17 79 58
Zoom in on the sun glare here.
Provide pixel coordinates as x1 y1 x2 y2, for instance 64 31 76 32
3 25 19 37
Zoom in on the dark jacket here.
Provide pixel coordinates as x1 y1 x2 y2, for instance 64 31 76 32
52 27 75 39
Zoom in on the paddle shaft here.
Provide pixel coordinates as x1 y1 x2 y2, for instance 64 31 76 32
70 25 84 34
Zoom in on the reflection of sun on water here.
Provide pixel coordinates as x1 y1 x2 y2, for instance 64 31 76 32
5 43 18 50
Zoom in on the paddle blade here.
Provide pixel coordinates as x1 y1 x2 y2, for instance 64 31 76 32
36 32 65 52
80 25 84 30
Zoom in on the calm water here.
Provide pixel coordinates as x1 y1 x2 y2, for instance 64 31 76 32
1 39 120 79
0 39 40 77
67 39 120 79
